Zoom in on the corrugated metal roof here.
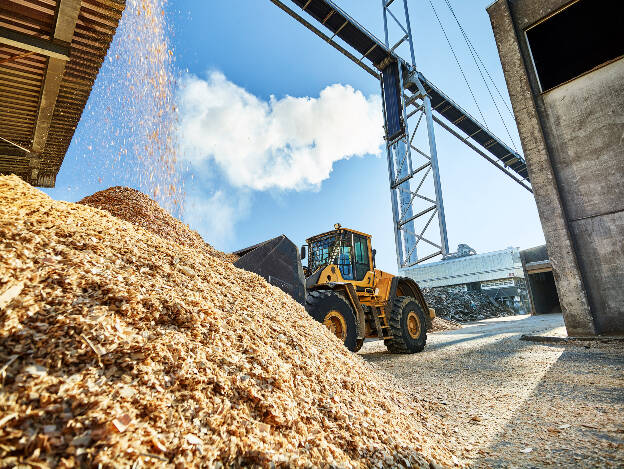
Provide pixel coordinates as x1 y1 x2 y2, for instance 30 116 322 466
0 0 125 187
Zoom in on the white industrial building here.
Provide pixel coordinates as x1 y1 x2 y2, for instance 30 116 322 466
403 245 529 312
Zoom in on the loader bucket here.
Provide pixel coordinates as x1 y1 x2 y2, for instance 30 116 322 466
233 235 306 305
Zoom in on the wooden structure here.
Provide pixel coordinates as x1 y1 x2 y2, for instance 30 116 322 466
0 0 125 187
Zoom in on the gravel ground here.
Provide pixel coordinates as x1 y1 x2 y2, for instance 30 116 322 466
360 314 624 468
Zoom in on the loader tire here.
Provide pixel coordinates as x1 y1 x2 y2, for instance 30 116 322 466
385 296 427 354
354 338 364 352
306 290 358 352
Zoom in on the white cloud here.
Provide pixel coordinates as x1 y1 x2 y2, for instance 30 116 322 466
184 190 250 249
178 71 384 191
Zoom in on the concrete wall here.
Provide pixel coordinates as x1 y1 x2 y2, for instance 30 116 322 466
487 0 624 335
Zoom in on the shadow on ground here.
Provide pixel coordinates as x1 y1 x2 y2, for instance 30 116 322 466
358 314 624 468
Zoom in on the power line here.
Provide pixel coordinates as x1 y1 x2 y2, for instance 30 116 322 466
441 0 519 151
427 0 489 130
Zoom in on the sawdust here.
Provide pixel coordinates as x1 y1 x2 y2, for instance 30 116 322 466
78 187 237 263
430 317 462 333
0 176 458 468
77 0 184 216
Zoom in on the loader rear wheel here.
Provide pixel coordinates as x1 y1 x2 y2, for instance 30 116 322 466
385 296 427 354
306 290 358 352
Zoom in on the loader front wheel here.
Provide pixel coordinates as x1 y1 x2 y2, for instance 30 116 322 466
306 290 358 352
385 296 427 354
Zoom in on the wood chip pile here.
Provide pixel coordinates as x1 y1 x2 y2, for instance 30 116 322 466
429 317 461 333
0 176 457 468
78 187 237 263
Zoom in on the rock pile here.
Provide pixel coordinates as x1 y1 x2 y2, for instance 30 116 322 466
0 176 457 468
78 187 237 263
424 287 515 323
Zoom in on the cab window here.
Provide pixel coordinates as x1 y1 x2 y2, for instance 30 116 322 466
353 235 370 281
338 246 353 280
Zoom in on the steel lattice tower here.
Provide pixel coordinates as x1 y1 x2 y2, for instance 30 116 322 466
381 0 449 268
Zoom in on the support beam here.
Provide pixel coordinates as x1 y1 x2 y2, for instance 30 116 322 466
0 26 69 60
32 58 66 153
31 0 81 154
54 0 82 43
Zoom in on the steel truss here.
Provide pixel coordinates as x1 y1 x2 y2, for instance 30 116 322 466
381 0 448 268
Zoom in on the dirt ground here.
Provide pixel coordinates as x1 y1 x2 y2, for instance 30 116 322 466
360 314 624 468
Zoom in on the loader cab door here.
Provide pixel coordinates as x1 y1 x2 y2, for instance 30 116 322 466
353 234 371 281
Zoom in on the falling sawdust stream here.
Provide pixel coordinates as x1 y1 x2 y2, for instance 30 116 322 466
77 0 185 216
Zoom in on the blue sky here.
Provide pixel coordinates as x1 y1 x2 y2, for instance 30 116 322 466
43 0 544 274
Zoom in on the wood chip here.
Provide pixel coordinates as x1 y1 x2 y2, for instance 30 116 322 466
78 186 237 263
257 422 271 434
150 436 167 453
185 434 202 445
0 281 24 309
24 364 47 376
112 414 132 433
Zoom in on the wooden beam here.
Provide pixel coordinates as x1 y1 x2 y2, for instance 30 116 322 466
31 0 81 155
0 26 70 60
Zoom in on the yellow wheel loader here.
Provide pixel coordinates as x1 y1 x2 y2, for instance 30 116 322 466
233 224 434 353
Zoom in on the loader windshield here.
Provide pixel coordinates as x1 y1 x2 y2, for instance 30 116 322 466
307 231 355 280
308 233 353 280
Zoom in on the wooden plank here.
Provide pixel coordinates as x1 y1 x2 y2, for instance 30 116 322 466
0 90 40 103
0 67 42 84
86 0 125 12
0 109 36 122
0 100 37 113
0 75 41 91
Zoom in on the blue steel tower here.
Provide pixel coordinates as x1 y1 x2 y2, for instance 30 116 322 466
380 0 449 269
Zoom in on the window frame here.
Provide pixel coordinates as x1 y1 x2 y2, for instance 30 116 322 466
352 233 370 281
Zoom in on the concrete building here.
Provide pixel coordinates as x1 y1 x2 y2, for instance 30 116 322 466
487 0 624 336
404 246 529 312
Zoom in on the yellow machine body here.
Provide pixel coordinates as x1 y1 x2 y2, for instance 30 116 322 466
233 224 433 353
304 225 434 350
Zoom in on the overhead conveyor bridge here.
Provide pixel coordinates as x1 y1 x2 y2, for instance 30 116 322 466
270 0 531 268
270 0 530 190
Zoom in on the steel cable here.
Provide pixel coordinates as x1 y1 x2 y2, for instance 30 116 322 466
427 0 489 130
441 0 520 151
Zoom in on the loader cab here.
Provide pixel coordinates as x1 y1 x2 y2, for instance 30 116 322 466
304 224 374 284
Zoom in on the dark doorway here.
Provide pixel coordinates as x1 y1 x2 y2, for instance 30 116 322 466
527 271 561 314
